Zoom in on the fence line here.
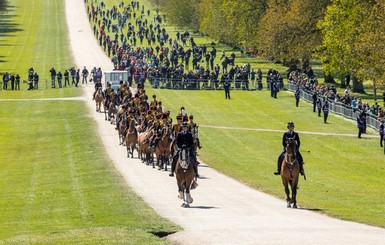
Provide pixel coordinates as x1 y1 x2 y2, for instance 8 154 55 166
286 82 381 132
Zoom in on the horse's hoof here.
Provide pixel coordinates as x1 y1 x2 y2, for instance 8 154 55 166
287 204 291 208
292 204 297 209
183 203 190 208
187 197 193 204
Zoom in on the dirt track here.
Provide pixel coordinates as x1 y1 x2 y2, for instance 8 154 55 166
65 0 385 244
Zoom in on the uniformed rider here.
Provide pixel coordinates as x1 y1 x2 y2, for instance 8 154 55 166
169 122 199 177
274 122 305 176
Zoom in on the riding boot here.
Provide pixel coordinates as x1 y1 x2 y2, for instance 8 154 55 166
92 91 96 100
194 162 199 177
274 161 282 175
197 138 202 149
169 154 178 177
299 162 305 176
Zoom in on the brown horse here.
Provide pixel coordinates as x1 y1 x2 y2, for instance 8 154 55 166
95 88 104 112
125 119 138 158
154 126 173 171
280 137 300 208
117 113 127 145
137 127 154 165
174 146 198 208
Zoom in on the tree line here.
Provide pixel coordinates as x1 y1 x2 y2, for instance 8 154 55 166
152 0 385 97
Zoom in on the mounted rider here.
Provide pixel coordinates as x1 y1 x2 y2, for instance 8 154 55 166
188 115 202 149
274 122 305 176
169 122 199 177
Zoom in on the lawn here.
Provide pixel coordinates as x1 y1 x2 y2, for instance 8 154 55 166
0 0 180 243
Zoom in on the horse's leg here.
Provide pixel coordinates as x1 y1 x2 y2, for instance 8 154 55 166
283 181 291 208
164 154 168 171
292 179 299 208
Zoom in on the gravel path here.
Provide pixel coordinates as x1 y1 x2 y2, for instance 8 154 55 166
66 0 385 244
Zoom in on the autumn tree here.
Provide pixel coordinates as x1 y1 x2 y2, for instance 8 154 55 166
318 0 385 94
257 0 330 69
0 0 9 13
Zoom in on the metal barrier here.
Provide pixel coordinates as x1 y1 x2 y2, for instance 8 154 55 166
147 76 252 90
287 82 382 132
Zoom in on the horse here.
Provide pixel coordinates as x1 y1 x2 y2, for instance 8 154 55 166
137 127 154 165
105 100 117 123
175 145 198 208
125 119 138 158
117 113 127 145
154 126 173 171
280 137 300 208
95 87 104 112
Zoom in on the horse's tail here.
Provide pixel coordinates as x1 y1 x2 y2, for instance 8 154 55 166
191 180 198 190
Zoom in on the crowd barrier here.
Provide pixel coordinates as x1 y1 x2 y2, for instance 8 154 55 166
286 82 381 132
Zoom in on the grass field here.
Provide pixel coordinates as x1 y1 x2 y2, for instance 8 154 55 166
0 0 180 243
142 86 385 228
1 0 384 243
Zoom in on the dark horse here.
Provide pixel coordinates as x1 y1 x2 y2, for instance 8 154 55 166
174 145 198 208
281 137 300 208
154 126 172 171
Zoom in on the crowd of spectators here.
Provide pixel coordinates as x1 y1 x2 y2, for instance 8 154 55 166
287 68 385 126
86 0 284 91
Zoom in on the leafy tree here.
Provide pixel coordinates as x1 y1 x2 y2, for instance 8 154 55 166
318 0 385 94
157 0 201 30
0 0 9 13
257 0 330 68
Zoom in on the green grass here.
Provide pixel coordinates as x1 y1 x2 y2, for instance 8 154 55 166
0 100 180 243
0 0 74 93
143 86 385 228
0 0 180 243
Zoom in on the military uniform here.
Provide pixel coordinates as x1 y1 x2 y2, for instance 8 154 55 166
274 122 304 176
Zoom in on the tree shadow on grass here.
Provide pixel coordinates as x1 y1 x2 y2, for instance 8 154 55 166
0 6 23 41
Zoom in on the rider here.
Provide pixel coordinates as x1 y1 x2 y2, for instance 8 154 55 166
188 115 202 149
169 122 199 177
274 122 305 176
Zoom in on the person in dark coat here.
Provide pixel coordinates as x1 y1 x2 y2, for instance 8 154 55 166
170 122 199 177
322 100 330 123
274 122 305 176
223 77 231 99
295 87 301 107
357 114 365 138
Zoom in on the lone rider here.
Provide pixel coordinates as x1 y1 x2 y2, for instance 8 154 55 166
169 122 199 177
274 122 305 176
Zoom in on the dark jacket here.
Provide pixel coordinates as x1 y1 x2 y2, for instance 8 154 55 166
282 131 300 149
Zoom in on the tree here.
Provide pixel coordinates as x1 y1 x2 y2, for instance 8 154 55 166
158 0 201 30
318 0 385 94
0 0 9 13
257 0 330 67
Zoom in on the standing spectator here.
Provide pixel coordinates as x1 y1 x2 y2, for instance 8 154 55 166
10 73 15 90
33 72 39 89
82 66 89 84
57 71 63 88
295 87 301 107
379 119 384 147
250 69 256 89
357 113 365 138
75 69 80 87
322 100 329 123
272 82 279 99
71 68 76 86
50 67 56 88
360 111 367 133
223 79 231 99
316 97 322 117
2 72 9 90
15 74 20 90
312 91 317 112
64 70 70 87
